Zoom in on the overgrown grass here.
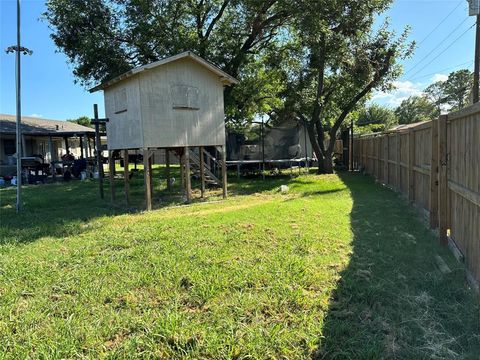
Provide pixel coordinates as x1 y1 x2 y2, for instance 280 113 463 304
0 169 478 358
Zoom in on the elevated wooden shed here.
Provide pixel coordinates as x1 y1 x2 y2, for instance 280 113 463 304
90 51 237 209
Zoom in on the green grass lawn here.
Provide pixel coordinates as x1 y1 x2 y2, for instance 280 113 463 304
0 169 478 358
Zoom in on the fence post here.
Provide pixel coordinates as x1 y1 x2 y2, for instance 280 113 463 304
429 119 439 229
384 135 389 185
408 130 415 202
377 137 381 179
362 139 366 168
438 115 448 245
396 132 401 191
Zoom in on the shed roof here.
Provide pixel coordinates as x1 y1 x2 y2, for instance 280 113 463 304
89 51 238 93
0 114 95 136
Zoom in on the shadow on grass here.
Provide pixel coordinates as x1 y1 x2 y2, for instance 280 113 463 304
0 166 308 244
315 172 480 359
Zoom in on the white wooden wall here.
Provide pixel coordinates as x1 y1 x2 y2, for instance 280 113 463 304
104 76 144 150
104 58 226 150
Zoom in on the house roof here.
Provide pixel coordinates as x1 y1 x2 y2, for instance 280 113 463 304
89 51 238 93
0 114 95 136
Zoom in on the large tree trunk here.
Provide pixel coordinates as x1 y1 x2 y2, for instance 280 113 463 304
322 152 334 174
305 123 334 174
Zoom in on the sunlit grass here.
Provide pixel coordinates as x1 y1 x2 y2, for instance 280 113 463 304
0 169 478 358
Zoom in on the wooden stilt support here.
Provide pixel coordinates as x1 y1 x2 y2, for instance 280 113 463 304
184 146 192 203
143 149 152 211
165 148 171 192
123 149 130 206
221 145 227 199
108 150 116 203
199 146 205 198
438 115 448 245
180 150 185 196
149 151 153 195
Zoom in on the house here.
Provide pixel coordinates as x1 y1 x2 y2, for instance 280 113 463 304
0 114 96 177
90 51 237 208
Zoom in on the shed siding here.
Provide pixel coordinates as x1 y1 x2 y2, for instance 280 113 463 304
104 77 143 150
139 58 225 148
103 57 226 150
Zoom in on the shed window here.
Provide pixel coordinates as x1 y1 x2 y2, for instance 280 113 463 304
114 88 127 114
171 85 199 110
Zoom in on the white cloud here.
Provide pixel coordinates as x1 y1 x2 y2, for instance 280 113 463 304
431 73 448 83
371 80 424 107
28 113 43 118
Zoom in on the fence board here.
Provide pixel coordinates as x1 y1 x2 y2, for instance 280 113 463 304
354 104 480 284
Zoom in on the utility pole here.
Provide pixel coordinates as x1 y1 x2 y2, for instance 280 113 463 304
469 0 480 103
5 0 33 212
474 14 480 103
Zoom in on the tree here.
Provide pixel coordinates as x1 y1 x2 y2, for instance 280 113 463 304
356 104 397 133
67 116 93 128
442 69 473 111
424 69 473 113
44 0 293 124
394 95 439 124
286 0 413 173
424 81 446 114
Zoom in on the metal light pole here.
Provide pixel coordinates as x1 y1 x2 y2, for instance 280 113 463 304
5 0 32 212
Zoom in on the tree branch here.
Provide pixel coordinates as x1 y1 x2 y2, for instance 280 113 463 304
204 0 230 40
326 51 394 154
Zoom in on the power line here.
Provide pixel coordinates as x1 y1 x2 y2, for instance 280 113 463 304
404 16 471 76
407 60 474 82
408 23 475 80
416 1 462 46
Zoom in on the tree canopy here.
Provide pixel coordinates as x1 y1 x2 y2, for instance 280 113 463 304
44 0 294 125
424 69 473 113
45 0 413 173
284 0 413 172
394 95 439 124
356 104 397 134
67 116 93 128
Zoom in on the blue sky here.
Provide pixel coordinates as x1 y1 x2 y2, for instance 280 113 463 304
0 0 476 121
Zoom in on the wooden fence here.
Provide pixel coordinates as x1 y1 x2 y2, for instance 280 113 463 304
353 102 480 285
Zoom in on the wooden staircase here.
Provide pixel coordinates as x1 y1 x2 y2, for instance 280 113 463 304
188 148 221 186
